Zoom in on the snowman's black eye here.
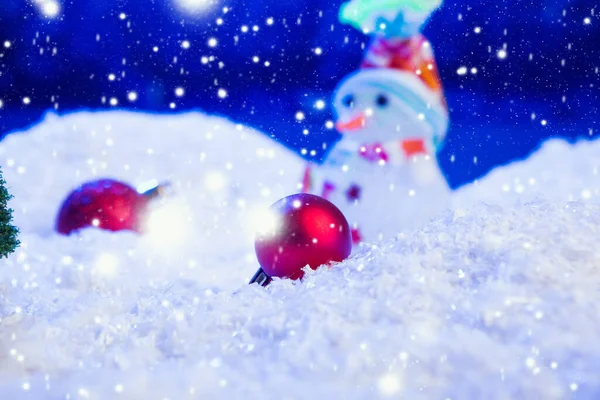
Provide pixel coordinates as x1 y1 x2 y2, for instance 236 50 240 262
342 94 355 108
376 94 389 107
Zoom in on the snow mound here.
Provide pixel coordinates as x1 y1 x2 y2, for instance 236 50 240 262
1 112 600 398
0 111 305 289
455 137 600 206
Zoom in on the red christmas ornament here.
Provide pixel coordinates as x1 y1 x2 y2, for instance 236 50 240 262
250 193 353 286
56 178 167 235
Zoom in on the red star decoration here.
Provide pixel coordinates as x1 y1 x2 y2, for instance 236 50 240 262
351 228 362 244
322 180 336 200
346 184 361 202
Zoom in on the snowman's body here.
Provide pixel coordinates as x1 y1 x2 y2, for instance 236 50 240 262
306 138 451 243
303 33 451 243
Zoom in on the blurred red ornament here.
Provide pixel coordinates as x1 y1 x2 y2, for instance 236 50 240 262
250 193 352 286
56 178 167 235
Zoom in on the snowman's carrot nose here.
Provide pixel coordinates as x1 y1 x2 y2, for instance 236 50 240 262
336 113 366 132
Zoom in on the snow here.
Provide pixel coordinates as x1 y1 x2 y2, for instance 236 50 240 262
0 111 305 288
1 111 600 398
456 138 600 205
308 151 452 242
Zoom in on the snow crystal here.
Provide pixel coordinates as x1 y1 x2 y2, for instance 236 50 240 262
314 99 326 110
1 111 600 398
40 1 60 18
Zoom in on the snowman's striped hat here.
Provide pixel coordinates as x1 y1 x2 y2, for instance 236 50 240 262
356 34 449 141
362 35 446 103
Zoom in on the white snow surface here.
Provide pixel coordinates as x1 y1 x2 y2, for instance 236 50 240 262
1 111 600 399
456 138 600 205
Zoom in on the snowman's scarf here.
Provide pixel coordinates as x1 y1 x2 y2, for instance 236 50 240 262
359 143 389 163
302 137 429 194
358 138 428 164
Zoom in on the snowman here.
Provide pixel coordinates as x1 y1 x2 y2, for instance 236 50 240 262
302 0 451 244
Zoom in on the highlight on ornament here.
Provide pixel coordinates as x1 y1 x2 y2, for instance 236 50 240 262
55 178 170 235
142 197 193 250
250 193 353 286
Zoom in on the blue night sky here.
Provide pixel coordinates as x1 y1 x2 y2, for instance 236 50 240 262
0 0 598 187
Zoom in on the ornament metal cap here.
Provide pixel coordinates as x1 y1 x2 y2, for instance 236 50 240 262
249 267 272 287
139 181 171 199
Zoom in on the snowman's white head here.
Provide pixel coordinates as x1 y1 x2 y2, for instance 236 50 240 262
333 68 449 150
